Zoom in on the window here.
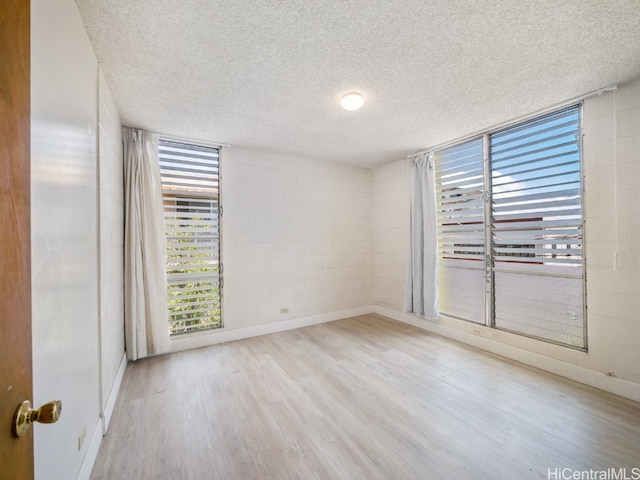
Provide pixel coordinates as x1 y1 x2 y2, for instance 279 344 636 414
435 106 586 349
159 139 222 335
436 138 485 324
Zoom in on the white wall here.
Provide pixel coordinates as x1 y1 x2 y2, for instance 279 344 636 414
372 80 640 402
31 0 124 478
373 160 409 310
582 80 640 387
172 147 374 351
97 68 126 434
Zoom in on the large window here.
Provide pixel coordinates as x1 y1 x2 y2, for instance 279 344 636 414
159 139 222 335
435 106 586 349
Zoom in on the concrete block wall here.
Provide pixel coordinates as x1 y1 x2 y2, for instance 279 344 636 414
97 68 125 430
373 159 409 311
582 79 640 385
221 147 374 330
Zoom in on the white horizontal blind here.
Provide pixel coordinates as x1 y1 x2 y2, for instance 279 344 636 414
490 106 585 347
159 139 222 335
435 138 485 323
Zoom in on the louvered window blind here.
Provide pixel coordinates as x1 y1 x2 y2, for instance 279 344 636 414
435 105 586 349
491 107 584 347
435 138 486 324
159 139 222 335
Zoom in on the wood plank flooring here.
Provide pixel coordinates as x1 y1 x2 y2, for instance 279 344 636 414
90 314 640 480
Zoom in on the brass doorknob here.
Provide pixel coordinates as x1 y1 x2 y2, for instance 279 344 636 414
12 399 62 437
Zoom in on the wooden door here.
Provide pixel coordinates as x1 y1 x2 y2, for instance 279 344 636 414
0 1 33 479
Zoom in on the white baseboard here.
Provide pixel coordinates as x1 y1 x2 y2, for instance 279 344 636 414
101 352 127 435
170 305 374 353
77 352 128 480
375 305 640 403
77 418 103 480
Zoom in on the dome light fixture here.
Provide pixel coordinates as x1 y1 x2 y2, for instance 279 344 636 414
340 92 365 111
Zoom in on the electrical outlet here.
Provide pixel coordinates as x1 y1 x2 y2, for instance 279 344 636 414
280 307 289 314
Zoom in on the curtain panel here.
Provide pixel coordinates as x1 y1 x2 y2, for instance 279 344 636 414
123 127 170 360
404 153 439 319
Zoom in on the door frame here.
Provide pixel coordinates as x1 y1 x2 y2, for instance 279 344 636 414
0 1 34 479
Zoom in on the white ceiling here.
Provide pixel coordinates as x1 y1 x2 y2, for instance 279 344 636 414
75 0 640 167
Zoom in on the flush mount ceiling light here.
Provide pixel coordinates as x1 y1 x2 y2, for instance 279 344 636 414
340 92 365 111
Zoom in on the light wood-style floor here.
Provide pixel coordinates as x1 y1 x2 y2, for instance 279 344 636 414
91 315 640 480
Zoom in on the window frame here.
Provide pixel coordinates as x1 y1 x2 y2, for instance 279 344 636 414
158 138 223 336
434 104 587 350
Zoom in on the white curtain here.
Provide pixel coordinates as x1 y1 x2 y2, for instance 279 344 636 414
404 152 439 319
123 127 170 360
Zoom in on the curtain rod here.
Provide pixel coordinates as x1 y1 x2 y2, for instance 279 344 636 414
124 125 231 149
410 83 617 158
152 131 231 149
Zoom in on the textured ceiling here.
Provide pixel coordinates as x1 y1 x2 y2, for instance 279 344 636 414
75 0 640 167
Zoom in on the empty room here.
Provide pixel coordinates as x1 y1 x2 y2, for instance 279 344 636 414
1 0 639 479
